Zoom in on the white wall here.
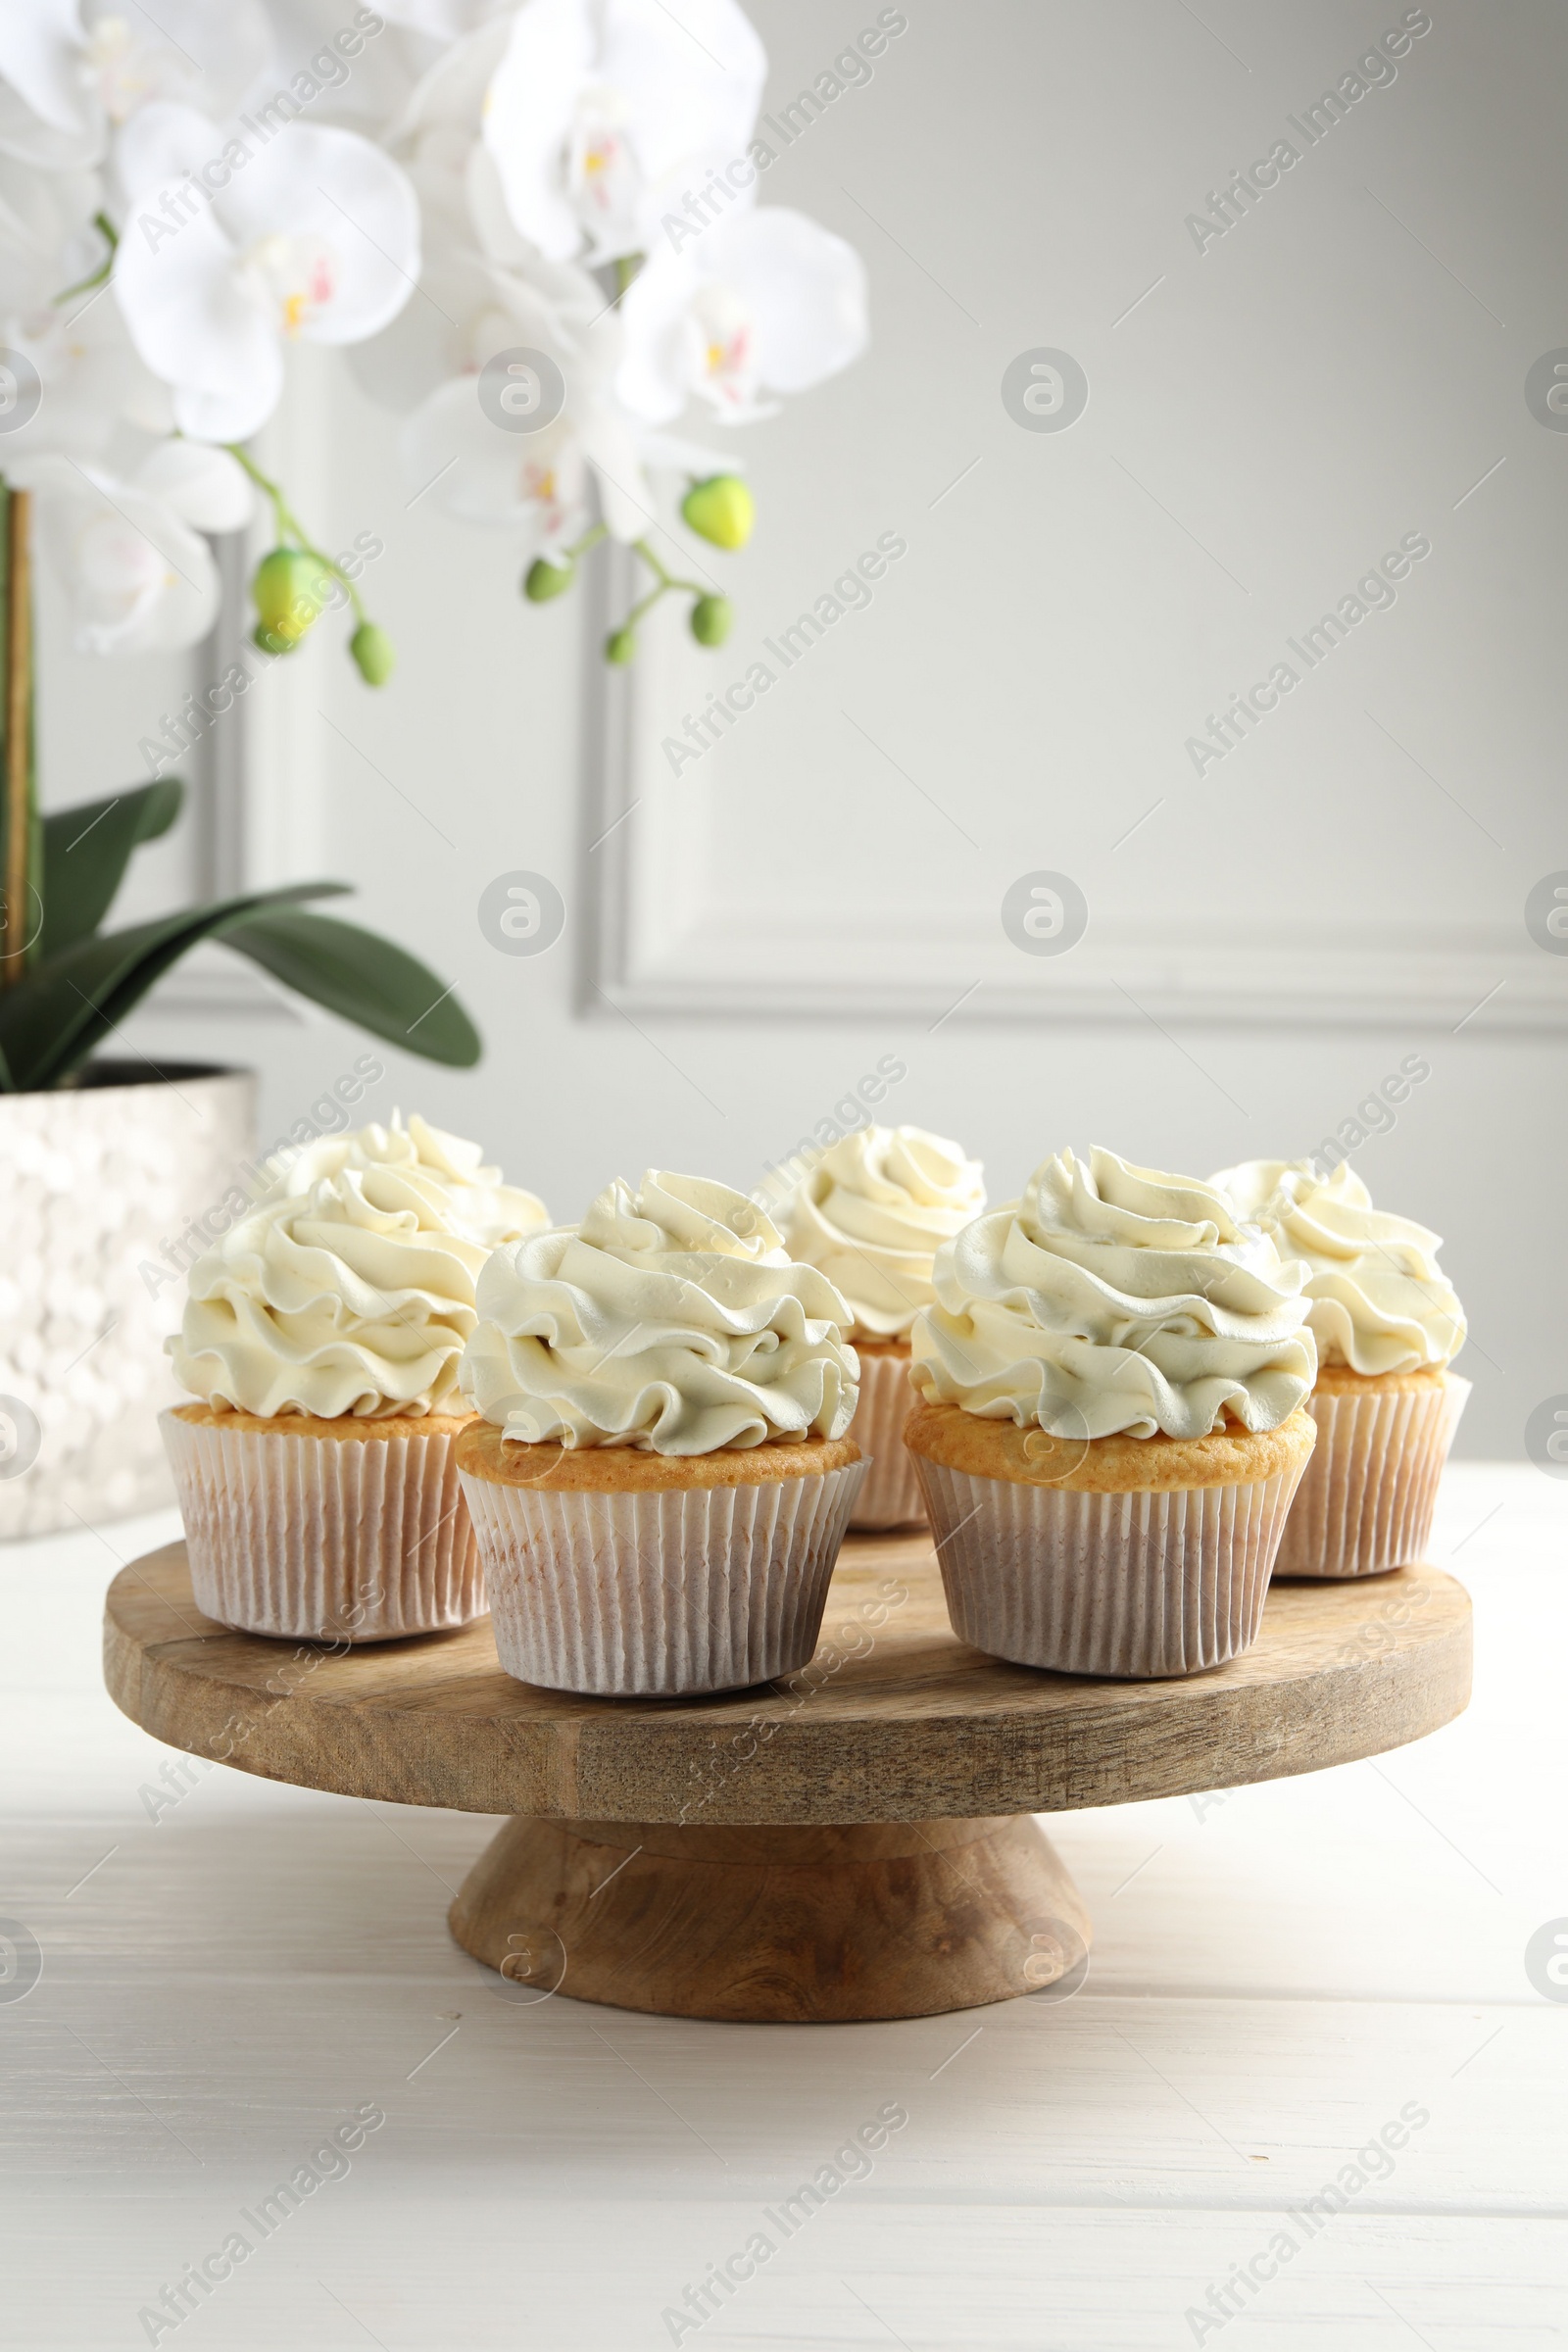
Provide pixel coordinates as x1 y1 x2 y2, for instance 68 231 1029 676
42 0 1565 1459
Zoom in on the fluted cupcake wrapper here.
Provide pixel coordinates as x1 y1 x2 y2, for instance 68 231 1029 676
1272 1371 1469 1580
461 1458 867 1696
912 1453 1310 1679
160 1410 485 1642
849 1349 925 1532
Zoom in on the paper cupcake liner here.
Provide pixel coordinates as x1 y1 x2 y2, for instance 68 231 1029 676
849 1349 926 1531
1272 1371 1469 1579
160 1410 484 1642
912 1452 1310 1679
461 1457 866 1696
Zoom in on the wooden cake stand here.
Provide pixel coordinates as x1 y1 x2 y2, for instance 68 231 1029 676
103 1534 1471 2024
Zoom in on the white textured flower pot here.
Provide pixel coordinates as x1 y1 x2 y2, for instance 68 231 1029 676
0 1061 255 1539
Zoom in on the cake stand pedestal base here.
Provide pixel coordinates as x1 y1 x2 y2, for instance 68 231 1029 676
448 1814 1091 2023
103 1540 1472 2028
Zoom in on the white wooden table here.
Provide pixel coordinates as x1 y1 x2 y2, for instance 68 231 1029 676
2 1465 1562 2351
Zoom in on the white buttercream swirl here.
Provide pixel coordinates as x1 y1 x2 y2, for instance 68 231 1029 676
779 1124 986 1340
910 1145 1316 1440
460 1169 859 1454
1210 1158 1465 1375
169 1115 551 1418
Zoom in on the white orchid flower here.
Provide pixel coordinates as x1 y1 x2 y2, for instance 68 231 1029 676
390 18 529 261
357 20 601 409
0 279 171 463
616 206 868 424
397 266 652 546
0 0 272 171
403 392 594 548
113 101 420 442
15 443 249 653
482 0 765 265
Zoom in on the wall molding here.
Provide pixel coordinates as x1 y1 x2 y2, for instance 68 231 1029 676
580 601 1568 1036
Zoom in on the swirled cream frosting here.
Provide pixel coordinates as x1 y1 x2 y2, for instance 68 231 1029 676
169 1116 551 1418
1210 1158 1465 1375
910 1145 1316 1440
460 1169 859 1454
780 1125 986 1340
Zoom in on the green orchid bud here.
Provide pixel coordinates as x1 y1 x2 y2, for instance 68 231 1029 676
252 547 334 649
524 556 575 603
689 593 732 647
350 622 396 686
680 474 754 551
605 626 638 665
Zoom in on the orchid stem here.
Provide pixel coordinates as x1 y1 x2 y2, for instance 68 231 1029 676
631 538 705 599
623 579 670 627
224 444 367 622
54 213 118 304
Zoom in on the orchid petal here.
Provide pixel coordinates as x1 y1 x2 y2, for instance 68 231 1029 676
400 375 592 544
134 439 253 532
483 0 764 264
390 15 513 155
618 205 867 421
481 0 594 263
615 246 701 422
112 97 220 202
579 401 653 540
0 281 163 461
0 0 271 169
0 0 95 149
213 123 421 347
595 0 765 184
113 119 417 440
90 0 273 129
22 451 220 653
114 198 283 441
711 206 867 394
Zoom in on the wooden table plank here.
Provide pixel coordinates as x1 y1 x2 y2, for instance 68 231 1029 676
0 1470 1559 2351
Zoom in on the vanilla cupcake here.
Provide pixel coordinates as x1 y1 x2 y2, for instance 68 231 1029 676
906 1147 1318 1679
779 1125 985 1531
162 1115 549 1641
457 1171 864 1695
1211 1159 1467 1578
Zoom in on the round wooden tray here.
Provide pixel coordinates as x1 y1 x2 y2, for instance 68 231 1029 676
104 1534 1471 2025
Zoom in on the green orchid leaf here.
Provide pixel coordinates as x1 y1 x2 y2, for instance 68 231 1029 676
39 778 186 959
0 881 347 1092
221 908 481 1068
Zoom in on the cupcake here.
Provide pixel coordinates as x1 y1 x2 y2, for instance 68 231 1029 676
778 1125 985 1530
1210 1158 1467 1578
162 1114 549 1641
906 1147 1318 1679
457 1170 865 1695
